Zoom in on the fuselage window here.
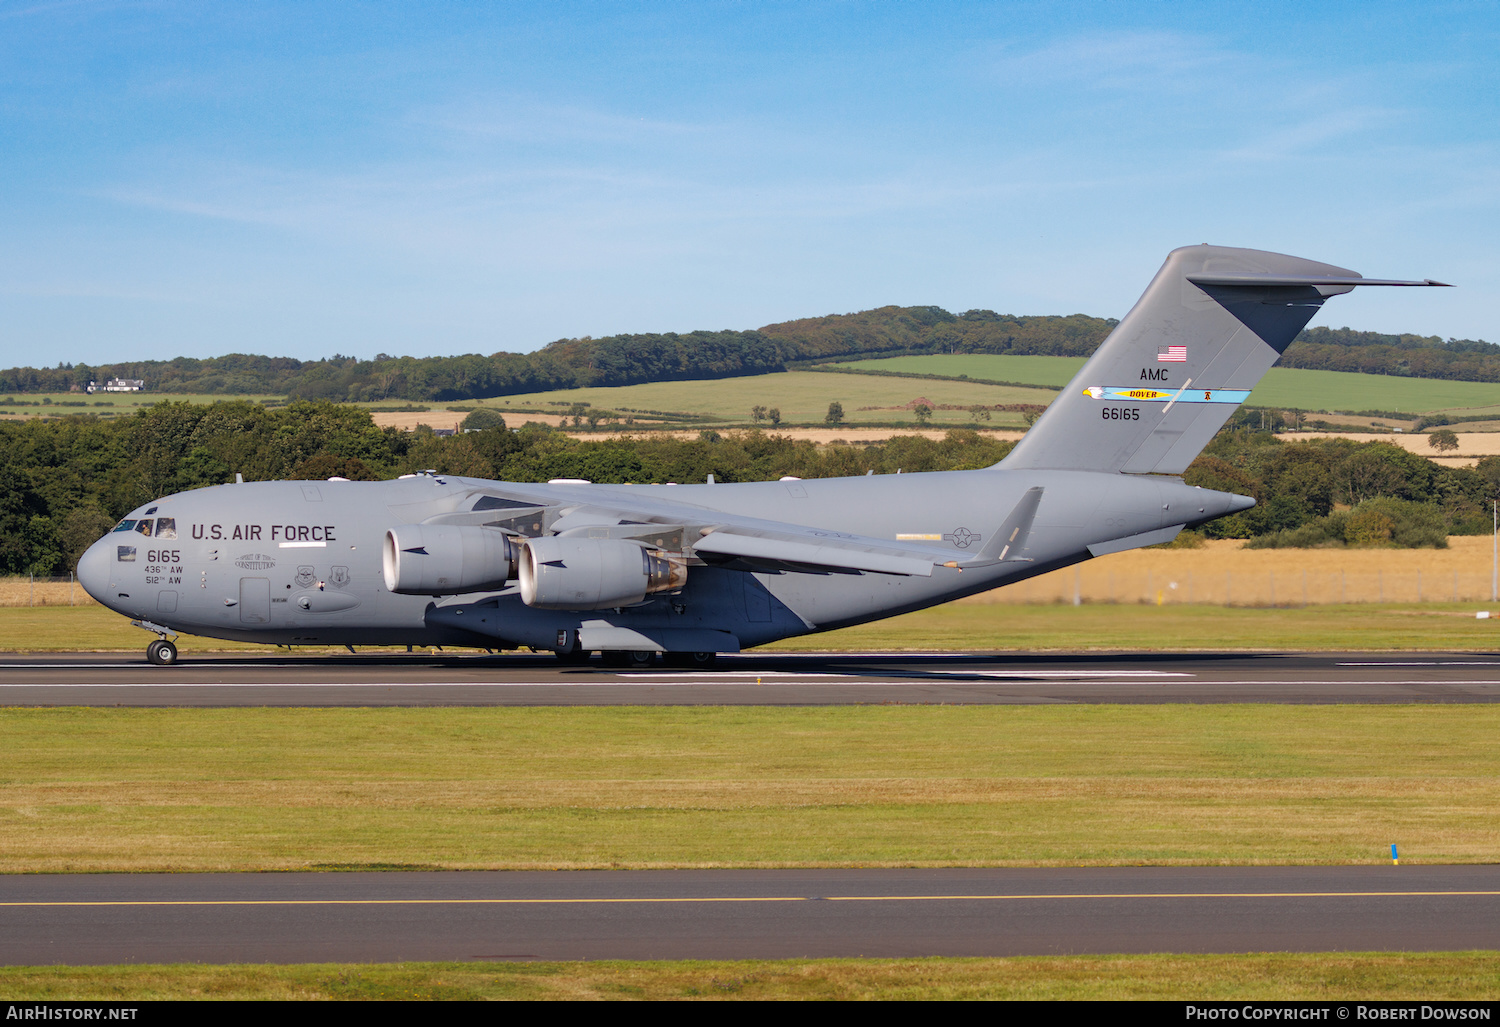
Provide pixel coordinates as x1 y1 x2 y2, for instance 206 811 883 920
154 517 177 539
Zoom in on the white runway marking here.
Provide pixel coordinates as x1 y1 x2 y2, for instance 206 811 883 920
922 669 1191 679
620 669 1191 679
1337 661 1500 666
1 662 308 670
625 671 842 678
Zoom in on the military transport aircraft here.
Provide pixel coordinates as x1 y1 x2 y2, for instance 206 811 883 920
77 245 1449 666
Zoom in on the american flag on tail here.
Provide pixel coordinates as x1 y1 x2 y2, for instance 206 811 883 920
1157 345 1187 363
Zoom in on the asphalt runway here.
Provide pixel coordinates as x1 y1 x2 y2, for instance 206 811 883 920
6 653 1498 965
3 650 1500 705
5 867 1498 964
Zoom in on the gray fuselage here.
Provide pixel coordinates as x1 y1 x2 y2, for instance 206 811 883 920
76 468 1247 652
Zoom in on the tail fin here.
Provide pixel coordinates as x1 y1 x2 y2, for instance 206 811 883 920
1000 245 1449 474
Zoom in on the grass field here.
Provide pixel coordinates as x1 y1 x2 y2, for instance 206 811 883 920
843 355 1500 416
0 378 1049 428
3 704 1496 872
6 601 1500 653
955 536 1500 607
843 354 1086 388
6 600 1500 654
0 393 284 420
11 363 1500 429
3 953 1497 1000
438 371 1054 427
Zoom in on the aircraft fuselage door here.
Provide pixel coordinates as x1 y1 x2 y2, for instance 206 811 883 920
239 577 271 624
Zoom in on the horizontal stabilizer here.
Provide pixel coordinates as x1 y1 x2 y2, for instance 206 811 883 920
1186 273 1452 289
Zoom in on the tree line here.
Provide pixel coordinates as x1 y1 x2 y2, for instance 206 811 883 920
1186 409 1500 549
0 402 1013 576
1275 326 1500 382
5 401 1499 577
6 306 1490 403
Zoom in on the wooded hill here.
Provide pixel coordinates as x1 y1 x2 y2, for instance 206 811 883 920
2 307 1491 402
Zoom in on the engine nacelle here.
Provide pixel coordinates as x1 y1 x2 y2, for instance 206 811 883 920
519 536 686 610
382 524 518 595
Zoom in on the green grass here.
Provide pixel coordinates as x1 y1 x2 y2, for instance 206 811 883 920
461 371 1053 427
766 602 1500 652
0 607 269 653
840 355 1500 416
0 393 285 417
3 704 1497 871
842 354 1085 388
1251 369 1500 416
12 358 1500 426
3 953 1497 1000
8 602 1500 655
14 361 1500 427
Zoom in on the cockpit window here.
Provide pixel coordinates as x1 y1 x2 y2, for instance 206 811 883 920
154 517 177 539
135 519 154 536
112 520 137 533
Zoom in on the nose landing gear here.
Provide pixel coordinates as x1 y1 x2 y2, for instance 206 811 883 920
130 619 180 667
146 639 178 666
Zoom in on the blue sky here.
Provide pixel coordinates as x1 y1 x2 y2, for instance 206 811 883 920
1 1 1496 365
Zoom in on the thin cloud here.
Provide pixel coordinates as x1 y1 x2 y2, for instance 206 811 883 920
418 97 709 145
1215 107 1395 163
979 29 1240 93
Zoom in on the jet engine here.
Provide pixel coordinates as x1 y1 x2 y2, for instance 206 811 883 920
382 524 518 595
519 536 686 610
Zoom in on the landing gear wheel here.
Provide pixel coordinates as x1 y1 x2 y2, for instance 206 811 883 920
146 639 178 666
665 651 717 668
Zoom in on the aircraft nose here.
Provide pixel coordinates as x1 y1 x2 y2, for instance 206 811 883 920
76 537 113 602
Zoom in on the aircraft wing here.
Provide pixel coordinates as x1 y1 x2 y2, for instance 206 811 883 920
441 481 970 577
691 486 1045 575
692 524 944 576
